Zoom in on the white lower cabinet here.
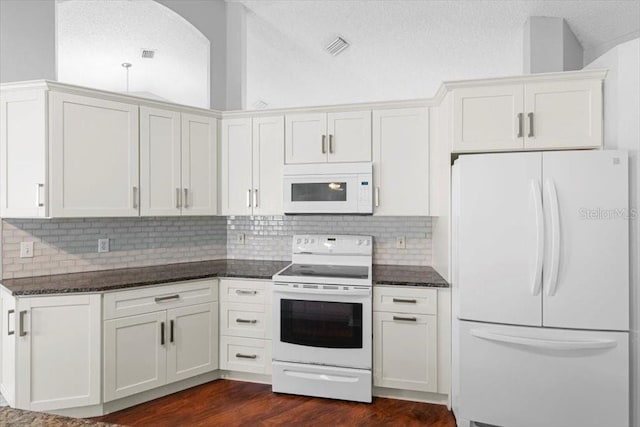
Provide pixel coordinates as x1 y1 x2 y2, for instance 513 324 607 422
103 280 218 402
0 290 101 411
218 279 272 375
373 286 438 393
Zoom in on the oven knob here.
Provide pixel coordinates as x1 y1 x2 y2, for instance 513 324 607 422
365 240 370 246
296 238 302 244
356 240 362 246
304 238 309 244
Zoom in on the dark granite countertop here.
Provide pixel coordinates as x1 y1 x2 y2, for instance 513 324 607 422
0 259 289 296
0 260 448 296
0 407 120 426
373 264 449 288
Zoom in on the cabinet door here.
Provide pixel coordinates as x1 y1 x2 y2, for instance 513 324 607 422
140 106 182 216
15 294 101 411
524 80 602 150
221 118 253 215
285 113 327 164
181 113 218 215
104 311 167 402
452 85 524 152
166 303 218 384
0 89 47 218
0 289 16 406
327 111 371 162
373 312 437 392
49 92 139 217
373 107 429 215
252 116 284 215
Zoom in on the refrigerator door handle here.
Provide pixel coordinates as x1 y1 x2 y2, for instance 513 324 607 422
545 179 561 296
530 180 544 296
470 329 617 351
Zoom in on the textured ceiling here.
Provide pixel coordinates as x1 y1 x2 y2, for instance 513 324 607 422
240 0 640 108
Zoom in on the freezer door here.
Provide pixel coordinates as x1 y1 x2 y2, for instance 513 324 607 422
542 150 629 331
456 152 543 326
458 320 629 427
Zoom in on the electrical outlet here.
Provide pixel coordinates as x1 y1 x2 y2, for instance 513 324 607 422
20 241 34 258
395 236 406 249
236 233 246 245
98 238 110 253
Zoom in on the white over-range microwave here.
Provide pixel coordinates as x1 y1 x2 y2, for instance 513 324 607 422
283 162 373 214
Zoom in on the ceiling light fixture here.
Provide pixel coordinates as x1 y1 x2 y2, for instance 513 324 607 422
325 36 350 56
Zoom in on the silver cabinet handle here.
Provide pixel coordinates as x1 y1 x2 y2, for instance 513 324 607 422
235 353 257 359
176 188 181 209
329 134 334 153
236 289 257 295
133 186 138 209
236 318 258 324
528 112 534 137
7 309 14 336
253 189 258 208
321 135 327 154
36 183 44 207
393 298 417 304
517 113 523 138
247 189 252 208
155 294 180 303
375 187 380 207
393 315 417 322
160 321 165 346
183 188 189 208
19 310 27 337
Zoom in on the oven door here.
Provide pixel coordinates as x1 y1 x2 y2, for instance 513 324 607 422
273 283 372 369
283 174 371 214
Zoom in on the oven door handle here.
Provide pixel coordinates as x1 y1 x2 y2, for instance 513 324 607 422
273 287 371 297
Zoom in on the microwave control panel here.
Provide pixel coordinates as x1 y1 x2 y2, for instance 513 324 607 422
358 175 372 211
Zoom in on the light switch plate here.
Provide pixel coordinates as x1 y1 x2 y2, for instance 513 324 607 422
98 238 110 253
20 241 34 258
395 236 406 249
236 233 246 245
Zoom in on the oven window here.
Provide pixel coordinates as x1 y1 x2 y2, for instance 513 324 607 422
291 182 347 202
280 299 363 349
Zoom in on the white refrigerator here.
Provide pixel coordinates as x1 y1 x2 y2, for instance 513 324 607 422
451 150 629 427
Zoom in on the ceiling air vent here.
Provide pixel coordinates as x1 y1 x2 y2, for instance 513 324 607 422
252 100 268 110
325 36 350 56
141 49 155 59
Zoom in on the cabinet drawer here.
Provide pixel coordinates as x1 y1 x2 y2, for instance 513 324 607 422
220 302 272 339
373 287 437 315
219 279 271 305
103 279 218 320
219 336 272 375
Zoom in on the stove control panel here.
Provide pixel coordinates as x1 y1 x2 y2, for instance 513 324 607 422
292 234 372 255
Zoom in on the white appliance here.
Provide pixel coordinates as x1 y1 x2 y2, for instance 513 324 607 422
272 234 373 403
452 150 629 427
283 163 373 214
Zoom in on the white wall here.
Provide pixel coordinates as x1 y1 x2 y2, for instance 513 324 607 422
0 0 56 82
57 0 210 109
586 37 640 427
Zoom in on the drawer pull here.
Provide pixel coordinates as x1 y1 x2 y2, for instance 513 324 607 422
19 310 27 336
7 309 14 336
236 353 258 360
236 318 258 324
392 298 417 304
155 294 180 303
235 290 258 296
393 315 417 322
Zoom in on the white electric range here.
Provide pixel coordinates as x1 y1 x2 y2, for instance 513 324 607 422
271 234 373 403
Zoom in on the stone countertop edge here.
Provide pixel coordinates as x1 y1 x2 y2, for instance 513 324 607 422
0 261 449 296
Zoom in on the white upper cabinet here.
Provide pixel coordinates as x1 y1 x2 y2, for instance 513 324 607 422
453 85 524 152
451 75 603 153
140 106 182 216
373 107 429 216
523 80 602 150
286 111 371 164
50 92 140 217
181 113 218 216
221 116 284 216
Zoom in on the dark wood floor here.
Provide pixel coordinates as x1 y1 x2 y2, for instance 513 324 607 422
94 380 456 426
